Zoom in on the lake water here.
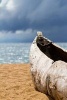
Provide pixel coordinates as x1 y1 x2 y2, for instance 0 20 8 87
0 43 67 64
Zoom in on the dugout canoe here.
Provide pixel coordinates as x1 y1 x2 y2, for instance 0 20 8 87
30 32 67 100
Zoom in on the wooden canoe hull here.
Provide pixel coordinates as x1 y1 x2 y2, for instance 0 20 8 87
30 36 53 93
30 34 67 100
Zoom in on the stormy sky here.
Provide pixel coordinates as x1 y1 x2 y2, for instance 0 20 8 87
0 0 67 42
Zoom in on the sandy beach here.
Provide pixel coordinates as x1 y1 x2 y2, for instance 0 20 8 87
0 64 49 100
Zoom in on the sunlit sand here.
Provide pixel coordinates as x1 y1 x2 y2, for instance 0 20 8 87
0 64 49 100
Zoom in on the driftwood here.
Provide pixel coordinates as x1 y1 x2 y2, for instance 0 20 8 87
30 32 67 100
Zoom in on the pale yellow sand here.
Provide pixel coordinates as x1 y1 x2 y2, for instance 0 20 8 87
0 64 49 100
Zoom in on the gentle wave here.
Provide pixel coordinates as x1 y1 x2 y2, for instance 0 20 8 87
0 43 31 64
0 43 66 64
56 43 67 50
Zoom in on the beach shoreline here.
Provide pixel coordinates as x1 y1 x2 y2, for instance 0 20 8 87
0 64 49 100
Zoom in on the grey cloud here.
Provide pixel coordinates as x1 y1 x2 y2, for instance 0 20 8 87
0 0 67 42
0 0 1 3
0 29 37 42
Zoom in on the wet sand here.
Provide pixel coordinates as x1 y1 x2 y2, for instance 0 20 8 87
0 64 49 100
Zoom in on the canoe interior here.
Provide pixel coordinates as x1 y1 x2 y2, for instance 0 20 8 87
37 36 67 62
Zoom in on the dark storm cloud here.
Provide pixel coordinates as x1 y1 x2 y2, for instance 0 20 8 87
0 0 67 42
